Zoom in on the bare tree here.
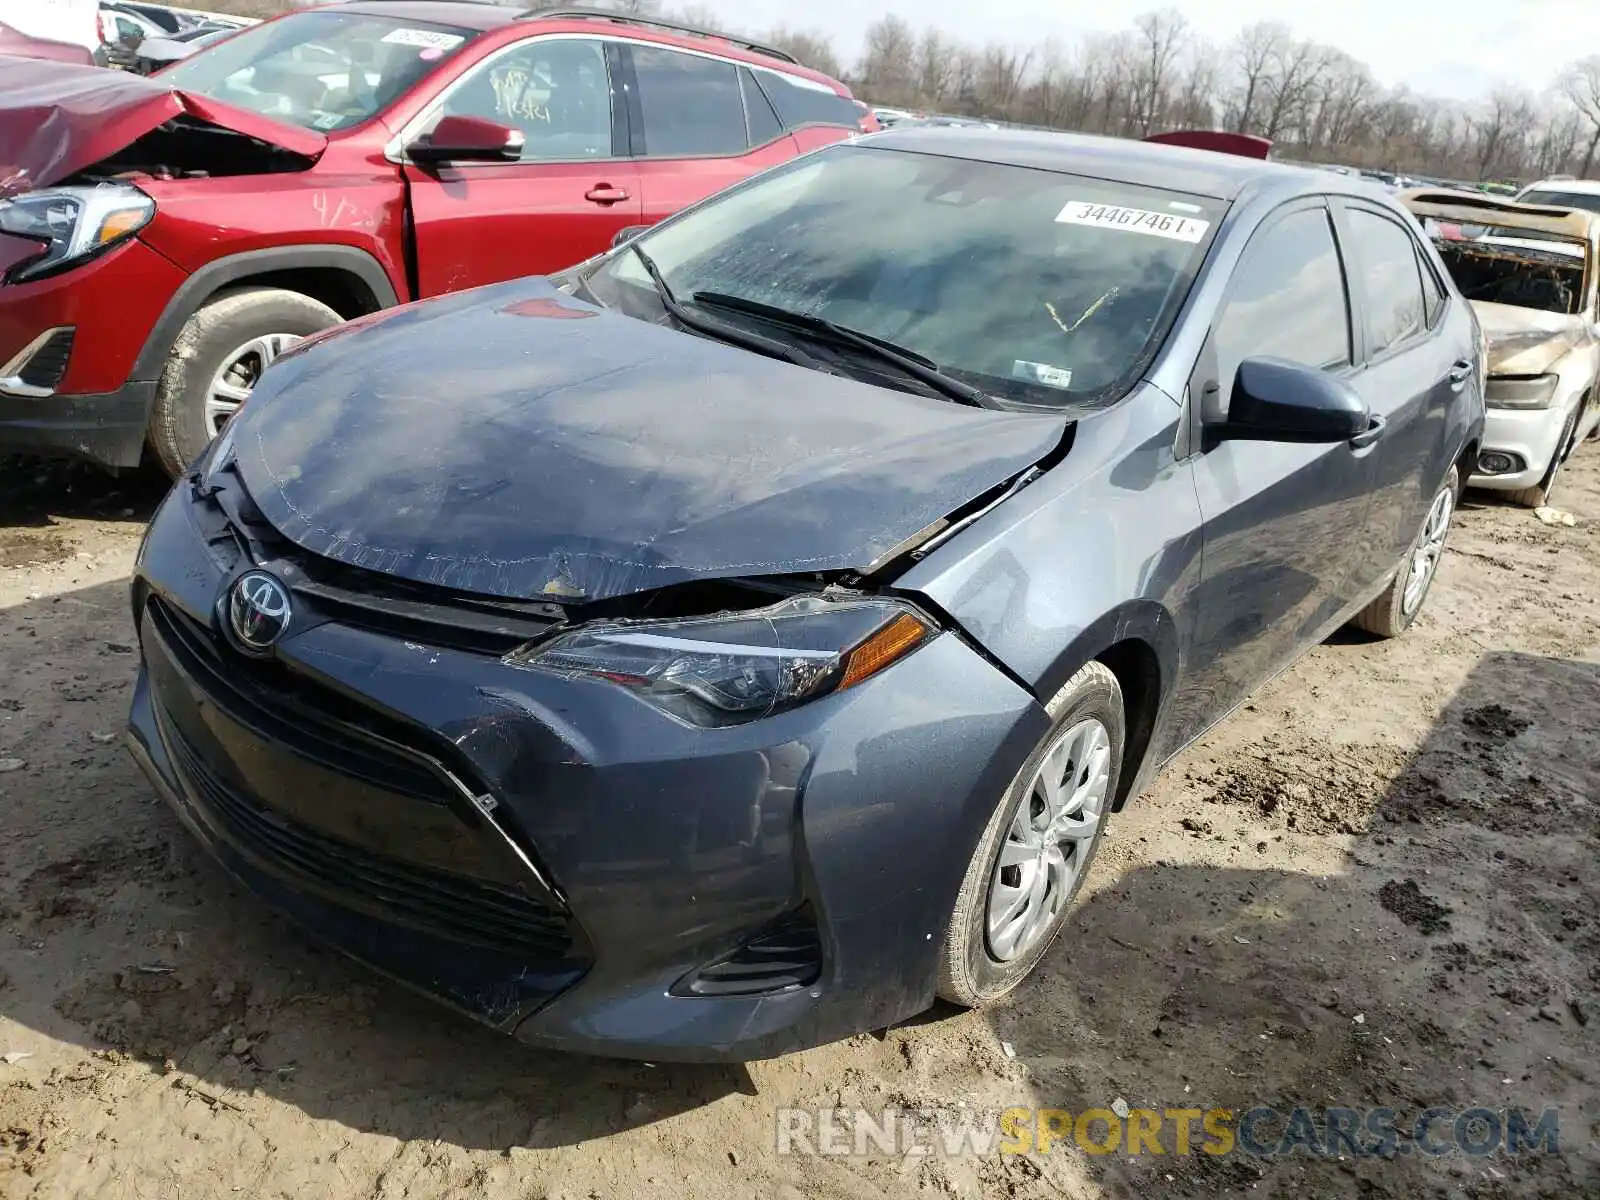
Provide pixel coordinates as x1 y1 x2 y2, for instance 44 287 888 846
1130 9 1188 135
1229 21 1289 134
1562 57 1600 178
858 15 919 107
763 26 843 78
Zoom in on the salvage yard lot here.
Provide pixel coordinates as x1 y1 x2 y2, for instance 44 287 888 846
1 453 1597 1200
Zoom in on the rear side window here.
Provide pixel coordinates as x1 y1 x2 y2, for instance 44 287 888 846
1346 210 1427 357
739 67 783 146
752 67 858 131
1214 206 1351 394
631 46 748 157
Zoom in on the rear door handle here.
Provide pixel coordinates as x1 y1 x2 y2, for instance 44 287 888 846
585 185 630 205
1349 413 1387 450
1448 359 1473 390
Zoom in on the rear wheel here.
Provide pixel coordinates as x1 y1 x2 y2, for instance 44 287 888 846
147 287 341 479
1505 407 1579 509
937 661 1124 1007
1352 464 1458 638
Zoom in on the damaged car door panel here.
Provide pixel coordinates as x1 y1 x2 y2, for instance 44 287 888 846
127 133 1485 1061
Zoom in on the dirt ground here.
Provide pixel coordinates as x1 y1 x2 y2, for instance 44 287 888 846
1 448 1596 1200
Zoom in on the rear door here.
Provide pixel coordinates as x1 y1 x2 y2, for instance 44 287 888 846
1170 200 1377 747
402 35 642 295
620 44 804 226
1332 200 1465 591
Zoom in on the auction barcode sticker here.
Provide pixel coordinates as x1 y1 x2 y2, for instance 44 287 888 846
1055 201 1210 243
381 28 466 50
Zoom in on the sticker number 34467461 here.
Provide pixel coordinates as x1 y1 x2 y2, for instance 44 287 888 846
1055 201 1210 243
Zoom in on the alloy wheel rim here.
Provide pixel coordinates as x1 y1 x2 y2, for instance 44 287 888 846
986 717 1111 963
1402 485 1454 616
204 333 302 437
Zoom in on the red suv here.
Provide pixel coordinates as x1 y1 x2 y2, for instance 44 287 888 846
0 1 866 476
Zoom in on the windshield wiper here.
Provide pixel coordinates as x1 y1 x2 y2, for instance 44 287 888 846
690 291 993 409
629 246 828 372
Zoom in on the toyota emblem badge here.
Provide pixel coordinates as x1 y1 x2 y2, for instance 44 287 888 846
226 570 292 654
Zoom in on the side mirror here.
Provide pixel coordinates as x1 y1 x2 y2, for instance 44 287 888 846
610 224 651 249
409 115 524 166
1210 356 1369 444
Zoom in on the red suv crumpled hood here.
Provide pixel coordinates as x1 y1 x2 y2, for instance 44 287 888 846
0 59 327 198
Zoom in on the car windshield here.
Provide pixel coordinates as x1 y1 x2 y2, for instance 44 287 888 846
1419 216 1589 315
159 11 478 132
1519 189 1600 216
584 143 1223 407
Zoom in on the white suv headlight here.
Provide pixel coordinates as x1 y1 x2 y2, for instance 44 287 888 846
0 184 154 283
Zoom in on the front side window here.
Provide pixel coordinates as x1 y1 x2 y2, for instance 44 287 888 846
1213 206 1351 395
584 144 1221 407
160 11 476 132
434 38 614 161
1347 210 1427 356
631 46 748 157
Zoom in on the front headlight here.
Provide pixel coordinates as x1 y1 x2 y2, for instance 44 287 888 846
506 594 935 725
0 184 155 283
1485 373 1559 410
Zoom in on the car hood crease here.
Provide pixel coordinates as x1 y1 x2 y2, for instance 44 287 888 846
232 278 1072 604
0 59 326 197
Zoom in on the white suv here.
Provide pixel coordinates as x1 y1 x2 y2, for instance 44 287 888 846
1517 177 1600 216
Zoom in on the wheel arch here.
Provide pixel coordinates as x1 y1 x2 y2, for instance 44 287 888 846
129 246 401 386
1028 599 1180 813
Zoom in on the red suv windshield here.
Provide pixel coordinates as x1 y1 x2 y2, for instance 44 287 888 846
159 10 479 132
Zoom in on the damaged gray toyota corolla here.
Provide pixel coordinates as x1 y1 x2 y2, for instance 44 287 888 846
127 129 1483 1061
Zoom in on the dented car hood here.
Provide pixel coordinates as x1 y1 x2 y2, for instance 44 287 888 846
0 59 326 198
1473 300 1595 375
232 278 1071 604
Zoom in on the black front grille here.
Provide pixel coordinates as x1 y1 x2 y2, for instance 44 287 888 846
18 328 73 390
681 911 823 996
147 596 452 804
160 713 572 957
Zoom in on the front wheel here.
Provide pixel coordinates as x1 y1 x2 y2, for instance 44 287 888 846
1351 464 1459 638
937 660 1124 1007
147 287 342 479
1505 407 1579 509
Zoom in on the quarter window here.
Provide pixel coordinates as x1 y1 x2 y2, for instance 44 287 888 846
751 67 860 131
1347 210 1427 356
631 46 748 157
740 67 783 146
1214 206 1351 397
1418 248 1446 327
436 38 614 161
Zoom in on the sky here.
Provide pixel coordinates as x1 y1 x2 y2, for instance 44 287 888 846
689 0 1598 101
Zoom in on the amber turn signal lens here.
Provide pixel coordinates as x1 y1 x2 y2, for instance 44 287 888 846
837 612 929 691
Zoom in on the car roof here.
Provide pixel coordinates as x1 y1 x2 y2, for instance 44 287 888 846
1521 177 1600 196
1400 188 1600 243
321 1 845 89
318 1 520 32
860 126 1341 202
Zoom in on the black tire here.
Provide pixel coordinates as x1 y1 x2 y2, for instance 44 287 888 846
1505 408 1579 509
147 287 342 479
937 660 1125 1007
1352 464 1459 638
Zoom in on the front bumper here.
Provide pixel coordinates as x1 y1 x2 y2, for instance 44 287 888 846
127 484 1045 1061
1469 402 1574 491
0 238 186 467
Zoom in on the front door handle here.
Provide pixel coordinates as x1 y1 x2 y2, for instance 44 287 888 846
585 184 630 205
1448 359 1473 391
1350 413 1387 450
